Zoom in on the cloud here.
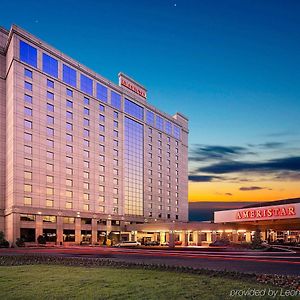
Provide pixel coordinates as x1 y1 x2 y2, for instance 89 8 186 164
225 193 233 196
258 142 285 149
199 156 300 174
188 175 222 182
189 144 254 162
239 186 271 191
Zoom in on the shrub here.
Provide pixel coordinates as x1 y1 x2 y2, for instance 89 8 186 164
251 229 263 249
15 238 25 247
0 231 9 248
37 235 46 245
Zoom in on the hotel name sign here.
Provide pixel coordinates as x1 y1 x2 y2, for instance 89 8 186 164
119 73 147 99
236 205 296 220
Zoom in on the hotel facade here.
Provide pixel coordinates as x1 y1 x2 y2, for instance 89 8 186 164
0 25 189 245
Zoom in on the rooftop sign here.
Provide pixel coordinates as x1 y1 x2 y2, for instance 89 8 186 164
118 73 147 99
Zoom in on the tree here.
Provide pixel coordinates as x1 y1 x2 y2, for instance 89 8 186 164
37 235 46 245
0 231 9 248
251 229 262 249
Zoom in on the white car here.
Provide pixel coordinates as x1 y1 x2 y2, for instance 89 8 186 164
114 241 141 247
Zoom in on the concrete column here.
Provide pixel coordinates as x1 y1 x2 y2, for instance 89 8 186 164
160 231 166 243
193 231 199 246
106 219 112 236
181 231 188 246
212 231 217 242
75 218 81 244
56 216 63 245
130 231 137 242
92 218 97 244
169 231 175 248
5 213 20 244
35 215 43 241
206 232 212 243
246 231 252 242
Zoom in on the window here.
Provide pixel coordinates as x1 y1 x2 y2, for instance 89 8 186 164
84 107 89 115
24 94 32 104
165 121 172 135
113 178 118 185
24 184 32 193
83 171 89 179
113 130 118 138
24 133 32 142
47 116 54 125
114 111 118 119
99 135 105 142
83 204 89 211
46 163 54 171
47 127 54 136
156 116 164 131
113 188 118 195
24 119 32 129
66 191 73 198
46 200 54 207
99 175 105 182
63 217 74 223
113 159 118 166
99 144 105 152
66 156 73 164
46 151 54 159
99 124 105 132
63 64 77 87
66 168 73 175
99 104 105 112
114 121 118 128
99 185 105 192
25 81 32 91
113 149 118 156
43 216 56 223
111 91 121 109
66 88 73 97
83 118 89 126
99 155 105 162
174 125 181 139
83 140 90 147
66 100 73 108
20 40 37 67
113 140 118 147
99 195 105 202
66 111 73 119
24 158 32 167
24 68 32 78
84 97 89 105
83 182 89 189
113 168 118 175
66 134 73 142
66 122 73 131
99 165 105 172
66 202 73 209
83 129 89 137
24 196 32 205
83 150 89 158
46 175 54 183
24 146 32 156
47 91 54 100
43 53 58 78
66 179 73 187
124 98 144 120
99 205 105 212
47 79 54 88
47 139 54 148
66 145 73 153
96 83 107 102
47 103 54 112
24 171 32 180
80 74 93 95
99 114 105 122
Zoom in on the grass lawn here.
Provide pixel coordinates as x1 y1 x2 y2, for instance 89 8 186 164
0 265 290 300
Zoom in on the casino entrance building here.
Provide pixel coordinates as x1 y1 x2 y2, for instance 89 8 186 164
127 198 300 246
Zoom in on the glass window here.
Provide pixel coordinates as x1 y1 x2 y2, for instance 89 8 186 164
174 125 181 139
114 111 118 119
24 132 32 141
24 197 32 206
47 103 54 112
20 40 37 68
111 91 121 109
24 107 32 116
24 158 32 167
43 53 58 78
66 202 73 209
114 121 118 128
156 115 164 131
47 91 54 100
96 83 108 102
24 184 32 192
25 81 32 91
46 200 54 207
84 97 89 105
24 94 32 104
47 139 54 148
124 98 144 120
66 100 73 108
83 129 89 137
146 110 154 126
66 134 73 142
24 120 32 129
47 115 54 124
46 175 54 183
66 122 73 131
99 104 105 112
24 171 32 180
165 121 172 135
24 68 32 78
99 114 105 122
66 111 73 119
99 124 105 132
99 135 105 142
83 118 90 126
63 64 77 87
80 74 93 95
84 107 89 115
47 79 54 88
66 88 73 97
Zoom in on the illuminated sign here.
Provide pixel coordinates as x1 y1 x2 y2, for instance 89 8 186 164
236 205 296 220
119 73 147 99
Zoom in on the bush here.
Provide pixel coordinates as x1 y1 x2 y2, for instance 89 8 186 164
37 235 46 245
251 229 263 249
0 231 9 248
15 238 25 247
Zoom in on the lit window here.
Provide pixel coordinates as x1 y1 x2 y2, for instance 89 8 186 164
46 187 54 195
66 202 73 209
99 185 105 192
66 191 73 198
24 158 32 167
46 200 54 207
63 65 77 87
83 204 89 211
24 196 32 205
24 171 32 180
99 205 105 212
20 41 37 67
46 175 54 183
83 182 89 189
99 195 105 202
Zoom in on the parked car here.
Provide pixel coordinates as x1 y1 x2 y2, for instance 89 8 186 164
175 241 183 246
114 241 141 247
144 240 160 246
160 242 169 246
209 239 230 247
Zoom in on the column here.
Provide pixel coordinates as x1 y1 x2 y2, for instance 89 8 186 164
169 231 175 248
160 231 166 243
206 232 212 243
193 231 199 246
35 215 43 241
232 230 238 243
75 217 81 244
212 231 217 242
92 218 97 244
261 230 266 241
56 216 63 245
181 231 188 246
246 231 251 242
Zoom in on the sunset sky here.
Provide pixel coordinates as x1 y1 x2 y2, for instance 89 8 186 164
1 1 299 215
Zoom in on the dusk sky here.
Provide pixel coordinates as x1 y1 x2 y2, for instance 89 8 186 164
1 1 299 214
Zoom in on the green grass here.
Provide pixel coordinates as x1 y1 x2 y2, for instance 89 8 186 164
0 265 293 300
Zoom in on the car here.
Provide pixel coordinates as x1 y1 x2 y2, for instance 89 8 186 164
114 241 141 247
144 240 160 246
261 240 269 246
160 242 169 246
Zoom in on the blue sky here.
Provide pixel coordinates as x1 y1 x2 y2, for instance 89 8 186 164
1 0 300 209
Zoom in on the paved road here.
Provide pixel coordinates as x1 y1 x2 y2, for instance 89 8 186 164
1 246 300 276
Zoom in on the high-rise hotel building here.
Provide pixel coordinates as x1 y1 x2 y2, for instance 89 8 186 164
0 25 188 244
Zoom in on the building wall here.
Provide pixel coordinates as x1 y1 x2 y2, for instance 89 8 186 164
1 25 189 243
